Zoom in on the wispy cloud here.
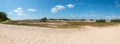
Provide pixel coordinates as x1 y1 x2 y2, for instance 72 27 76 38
78 2 84 5
67 4 75 8
13 7 25 16
8 12 13 14
115 1 120 8
51 5 65 13
28 8 37 12
9 8 37 16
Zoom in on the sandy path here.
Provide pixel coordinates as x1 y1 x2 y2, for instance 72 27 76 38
0 24 120 44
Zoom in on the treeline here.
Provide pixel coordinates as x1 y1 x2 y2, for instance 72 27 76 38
96 19 120 23
39 18 120 23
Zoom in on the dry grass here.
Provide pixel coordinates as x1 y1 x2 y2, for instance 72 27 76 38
2 20 120 28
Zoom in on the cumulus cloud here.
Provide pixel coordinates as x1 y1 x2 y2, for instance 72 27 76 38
28 8 36 12
51 5 65 13
67 4 75 8
51 8 58 13
115 1 120 8
9 7 37 16
13 8 25 16
51 4 75 13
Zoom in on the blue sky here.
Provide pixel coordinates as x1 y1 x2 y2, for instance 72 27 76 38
0 0 120 20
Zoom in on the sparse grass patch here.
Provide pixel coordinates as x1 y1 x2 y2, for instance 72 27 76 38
0 20 14 24
59 22 119 28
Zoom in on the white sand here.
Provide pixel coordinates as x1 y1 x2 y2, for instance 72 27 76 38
0 24 120 44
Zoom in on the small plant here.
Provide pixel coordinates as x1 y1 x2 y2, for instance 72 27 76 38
96 19 106 23
40 17 47 22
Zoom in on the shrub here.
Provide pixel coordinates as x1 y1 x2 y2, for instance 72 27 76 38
111 19 120 22
96 19 106 23
80 19 86 21
59 19 69 21
40 17 47 22
81 19 86 21
90 19 94 21
49 19 55 20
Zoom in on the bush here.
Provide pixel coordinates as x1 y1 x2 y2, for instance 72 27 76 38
111 19 120 22
40 17 47 22
96 19 106 23
80 19 86 21
90 19 94 21
0 12 9 22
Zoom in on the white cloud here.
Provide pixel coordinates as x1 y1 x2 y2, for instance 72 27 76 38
51 5 65 13
28 8 36 12
51 4 75 13
51 7 58 13
67 4 75 8
13 7 25 16
115 1 120 8
8 12 13 14
56 5 65 10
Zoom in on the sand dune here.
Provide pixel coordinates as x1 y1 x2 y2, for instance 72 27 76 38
0 24 120 44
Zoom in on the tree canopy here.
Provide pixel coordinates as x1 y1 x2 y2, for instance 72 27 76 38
0 11 9 22
40 17 47 22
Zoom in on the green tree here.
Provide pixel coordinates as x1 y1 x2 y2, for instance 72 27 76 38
40 17 47 22
0 12 9 22
111 19 120 22
96 19 106 23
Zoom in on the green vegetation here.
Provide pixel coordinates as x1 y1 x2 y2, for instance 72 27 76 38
40 17 47 22
0 10 119 28
0 11 9 22
2 17 120 28
0 20 14 24
90 19 94 21
96 19 106 23
111 19 120 22
49 18 71 21
3 19 120 28
80 19 86 21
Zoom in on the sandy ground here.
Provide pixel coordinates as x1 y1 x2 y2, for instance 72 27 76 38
0 24 120 44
